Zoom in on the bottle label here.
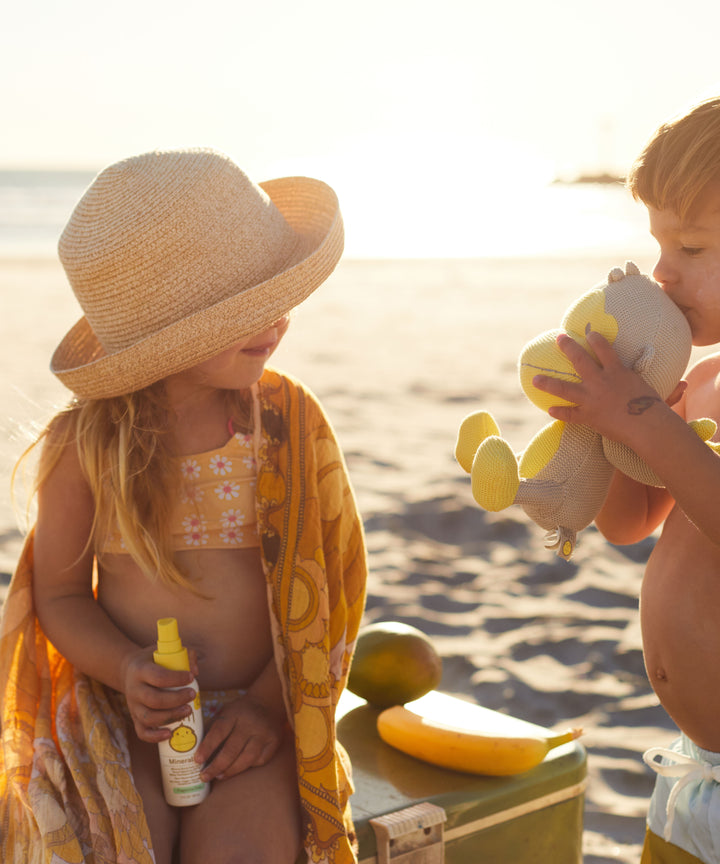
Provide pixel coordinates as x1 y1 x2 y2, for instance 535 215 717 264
158 680 209 805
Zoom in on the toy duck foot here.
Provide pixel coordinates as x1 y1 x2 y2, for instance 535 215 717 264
690 417 720 456
456 411 501 473
545 528 576 561
471 436 520 511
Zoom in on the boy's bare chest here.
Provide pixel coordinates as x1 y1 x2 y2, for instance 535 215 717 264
684 362 720 436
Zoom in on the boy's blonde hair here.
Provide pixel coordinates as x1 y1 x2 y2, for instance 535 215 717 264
628 97 720 218
26 386 252 590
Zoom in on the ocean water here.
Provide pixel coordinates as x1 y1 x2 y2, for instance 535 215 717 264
0 170 97 257
0 169 657 260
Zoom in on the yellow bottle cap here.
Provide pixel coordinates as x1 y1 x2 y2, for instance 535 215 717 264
154 617 190 672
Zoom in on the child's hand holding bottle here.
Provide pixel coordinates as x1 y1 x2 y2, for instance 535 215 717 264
121 644 198 743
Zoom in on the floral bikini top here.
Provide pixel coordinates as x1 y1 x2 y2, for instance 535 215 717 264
101 429 260 554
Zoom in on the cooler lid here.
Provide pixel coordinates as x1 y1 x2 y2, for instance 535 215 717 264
336 691 587 858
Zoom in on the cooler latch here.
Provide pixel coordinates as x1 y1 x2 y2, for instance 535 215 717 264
369 802 447 864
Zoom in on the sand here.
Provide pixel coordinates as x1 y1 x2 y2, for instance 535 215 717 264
0 253 694 863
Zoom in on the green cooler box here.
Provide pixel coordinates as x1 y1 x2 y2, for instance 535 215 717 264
337 692 587 864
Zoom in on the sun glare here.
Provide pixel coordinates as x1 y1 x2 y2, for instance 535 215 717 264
268 130 562 258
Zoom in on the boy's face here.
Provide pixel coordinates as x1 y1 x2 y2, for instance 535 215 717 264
650 182 720 346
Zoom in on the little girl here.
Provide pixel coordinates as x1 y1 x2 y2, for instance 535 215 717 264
0 148 367 864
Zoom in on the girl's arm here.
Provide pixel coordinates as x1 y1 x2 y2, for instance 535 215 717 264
32 431 196 742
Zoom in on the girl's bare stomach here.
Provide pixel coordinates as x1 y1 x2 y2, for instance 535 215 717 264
641 507 720 751
97 547 273 691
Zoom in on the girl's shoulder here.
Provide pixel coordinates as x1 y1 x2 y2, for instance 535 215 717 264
261 366 314 394
259 368 338 441
44 405 79 444
260 367 327 414
38 408 86 486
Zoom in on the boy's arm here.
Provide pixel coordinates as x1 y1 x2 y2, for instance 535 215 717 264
594 470 675 545
534 331 720 545
595 371 684 544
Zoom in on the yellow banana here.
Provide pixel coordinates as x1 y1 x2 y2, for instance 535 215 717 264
376 691 582 776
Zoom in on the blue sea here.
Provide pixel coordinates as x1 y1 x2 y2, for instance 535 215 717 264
0 169 658 260
0 170 97 257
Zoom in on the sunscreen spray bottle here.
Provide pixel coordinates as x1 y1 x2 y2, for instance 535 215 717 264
154 617 209 806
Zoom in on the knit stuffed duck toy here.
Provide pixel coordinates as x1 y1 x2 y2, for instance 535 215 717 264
456 262 720 560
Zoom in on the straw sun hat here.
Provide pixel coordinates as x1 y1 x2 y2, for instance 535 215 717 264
51 147 343 399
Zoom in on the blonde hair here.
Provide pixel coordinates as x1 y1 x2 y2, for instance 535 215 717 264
22 385 252 590
628 97 720 218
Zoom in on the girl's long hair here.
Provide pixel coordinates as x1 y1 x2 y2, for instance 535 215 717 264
20 384 252 589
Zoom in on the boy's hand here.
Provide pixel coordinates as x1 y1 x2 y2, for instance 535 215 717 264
194 696 286 782
532 331 668 443
121 645 197 743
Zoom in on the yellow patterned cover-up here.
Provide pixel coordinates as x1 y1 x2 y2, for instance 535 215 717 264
0 368 368 863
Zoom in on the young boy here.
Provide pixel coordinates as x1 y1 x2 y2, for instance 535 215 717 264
533 97 720 863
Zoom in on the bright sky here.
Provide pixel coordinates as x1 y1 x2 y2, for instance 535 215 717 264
3 0 720 256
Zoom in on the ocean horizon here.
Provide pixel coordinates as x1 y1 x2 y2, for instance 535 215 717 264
0 168 658 262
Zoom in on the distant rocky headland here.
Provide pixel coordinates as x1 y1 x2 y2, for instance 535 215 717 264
553 172 625 185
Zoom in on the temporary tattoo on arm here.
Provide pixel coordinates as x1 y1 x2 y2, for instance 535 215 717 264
627 396 661 415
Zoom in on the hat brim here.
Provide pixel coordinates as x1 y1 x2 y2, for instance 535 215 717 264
50 176 343 399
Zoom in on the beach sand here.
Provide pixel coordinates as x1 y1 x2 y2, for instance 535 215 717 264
0 254 692 863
